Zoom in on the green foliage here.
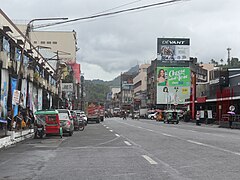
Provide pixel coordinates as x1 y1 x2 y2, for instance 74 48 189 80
85 80 111 103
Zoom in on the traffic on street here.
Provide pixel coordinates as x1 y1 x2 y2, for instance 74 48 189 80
1 117 240 180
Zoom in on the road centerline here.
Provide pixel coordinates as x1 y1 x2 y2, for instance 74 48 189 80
142 155 158 165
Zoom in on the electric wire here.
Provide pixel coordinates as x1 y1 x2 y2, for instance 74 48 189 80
33 0 188 29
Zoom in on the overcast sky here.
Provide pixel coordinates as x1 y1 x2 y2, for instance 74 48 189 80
1 0 240 81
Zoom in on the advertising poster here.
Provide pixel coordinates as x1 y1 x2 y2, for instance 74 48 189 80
38 88 42 110
32 86 38 113
49 94 52 108
21 79 27 108
0 69 9 118
28 82 33 111
11 77 18 117
156 67 190 104
157 38 190 61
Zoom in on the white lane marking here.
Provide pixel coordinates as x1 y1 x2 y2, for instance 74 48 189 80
103 125 106 127
189 130 197 133
187 140 240 156
106 127 109 129
187 140 205 146
115 134 120 137
124 141 132 146
142 155 158 165
137 126 142 129
162 133 174 137
109 130 113 132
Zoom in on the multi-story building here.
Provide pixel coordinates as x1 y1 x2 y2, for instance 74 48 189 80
133 64 150 109
16 26 81 109
0 9 57 124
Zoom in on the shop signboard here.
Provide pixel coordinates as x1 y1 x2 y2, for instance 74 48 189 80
156 67 191 104
157 38 190 61
62 83 73 92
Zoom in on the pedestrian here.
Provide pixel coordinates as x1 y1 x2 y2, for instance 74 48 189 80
229 115 233 129
196 111 201 126
7 110 12 131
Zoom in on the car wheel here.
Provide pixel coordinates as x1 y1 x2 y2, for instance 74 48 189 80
151 117 154 120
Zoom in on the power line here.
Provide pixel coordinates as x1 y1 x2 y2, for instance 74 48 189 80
34 0 188 29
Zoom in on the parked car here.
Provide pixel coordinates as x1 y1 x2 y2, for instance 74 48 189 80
56 109 74 136
148 112 157 120
70 110 80 130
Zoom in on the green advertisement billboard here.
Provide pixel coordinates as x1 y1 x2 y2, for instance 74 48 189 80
156 67 190 105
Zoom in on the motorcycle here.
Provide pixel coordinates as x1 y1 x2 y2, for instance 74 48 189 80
34 120 45 139
78 118 85 131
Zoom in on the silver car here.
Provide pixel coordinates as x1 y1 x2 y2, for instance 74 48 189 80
57 109 74 136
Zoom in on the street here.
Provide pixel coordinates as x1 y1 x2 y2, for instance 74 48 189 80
0 118 240 180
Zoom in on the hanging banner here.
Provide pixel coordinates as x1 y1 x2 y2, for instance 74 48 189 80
28 82 33 111
0 69 9 118
38 88 42 110
12 90 20 105
49 94 52 108
32 86 38 113
11 77 18 117
20 79 27 108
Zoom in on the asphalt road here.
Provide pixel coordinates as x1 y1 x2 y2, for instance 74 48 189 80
0 117 240 180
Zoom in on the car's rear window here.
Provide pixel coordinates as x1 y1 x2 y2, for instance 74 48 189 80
58 113 69 120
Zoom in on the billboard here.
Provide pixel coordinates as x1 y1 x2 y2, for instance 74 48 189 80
156 67 190 105
157 38 190 61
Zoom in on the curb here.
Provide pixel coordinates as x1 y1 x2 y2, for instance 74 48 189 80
0 129 34 149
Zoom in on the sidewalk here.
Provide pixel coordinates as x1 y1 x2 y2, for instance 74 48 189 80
0 129 34 149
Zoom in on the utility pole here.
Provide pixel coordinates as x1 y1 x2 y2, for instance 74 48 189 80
227 47 231 66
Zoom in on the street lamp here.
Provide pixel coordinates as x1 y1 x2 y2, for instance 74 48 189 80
17 17 68 88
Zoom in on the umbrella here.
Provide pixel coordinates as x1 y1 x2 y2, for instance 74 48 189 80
227 111 235 115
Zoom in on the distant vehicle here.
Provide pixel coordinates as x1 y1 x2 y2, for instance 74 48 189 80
87 102 100 123
70 110 80 131
113 107 121 117
163 110 180 124
148 112 157 120
56 109 74 136
139 108 148 118
98 104 105 121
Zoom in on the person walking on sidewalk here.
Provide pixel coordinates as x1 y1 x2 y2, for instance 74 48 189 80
196 111 201 126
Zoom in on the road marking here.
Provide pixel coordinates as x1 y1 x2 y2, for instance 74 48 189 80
109 130 113 132
137 126 142 129
187 140 205 146
187 140 240 156
115 134 120 137
124 141 132 146
162 133 174 137
142 155 158 165
106 127 109 129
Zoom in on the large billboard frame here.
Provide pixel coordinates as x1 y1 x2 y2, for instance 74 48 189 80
157 38 190 61
156 67 191 105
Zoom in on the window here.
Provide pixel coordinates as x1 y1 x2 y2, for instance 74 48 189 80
47 41 51 44
33 41 37 44
52 41 57 44
40 41 45 44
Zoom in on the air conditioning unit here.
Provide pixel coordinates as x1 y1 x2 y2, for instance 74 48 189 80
0 51 9 69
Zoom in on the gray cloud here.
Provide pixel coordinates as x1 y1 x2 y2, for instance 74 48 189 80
2 0 240 80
